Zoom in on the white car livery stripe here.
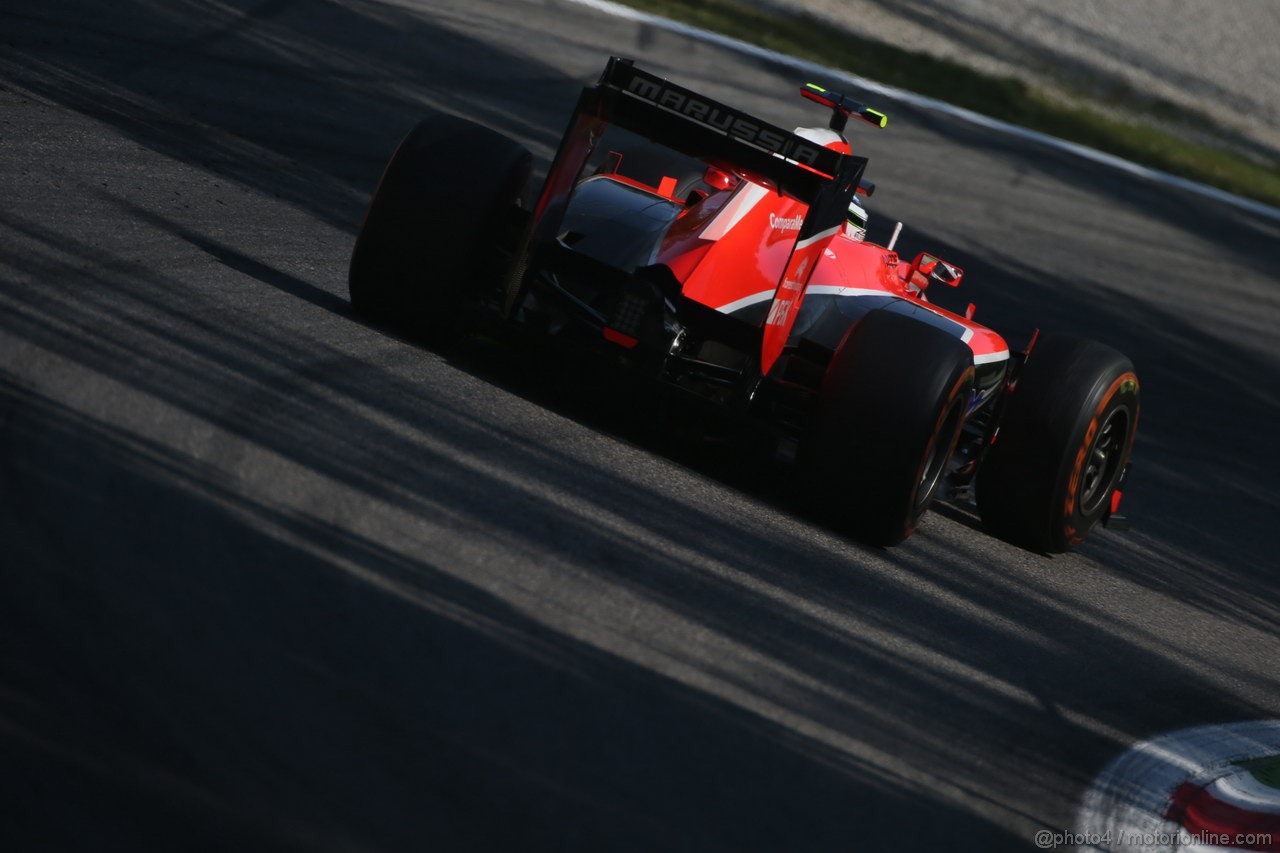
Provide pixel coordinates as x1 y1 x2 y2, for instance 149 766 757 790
700 182 769 241
717 285 891 314
794 225 840 250
804 287 996 353
803 285 887 298
718 287 1009 362
715 288 776 314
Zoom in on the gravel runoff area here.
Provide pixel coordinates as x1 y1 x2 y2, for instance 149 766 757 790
755 0 1280 163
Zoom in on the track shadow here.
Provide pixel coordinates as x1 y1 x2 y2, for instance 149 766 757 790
4 204 1275 849
4 2 1280 851
2 378 1041 853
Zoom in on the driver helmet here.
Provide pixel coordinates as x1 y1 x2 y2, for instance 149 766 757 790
845 196 868 241
792 125 867 240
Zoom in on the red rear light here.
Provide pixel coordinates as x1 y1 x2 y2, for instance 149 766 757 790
603 328 639 348
703 165 737 191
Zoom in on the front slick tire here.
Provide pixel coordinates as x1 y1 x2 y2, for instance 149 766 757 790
977 335 1139 553
348 113 531 342
804 309 975 546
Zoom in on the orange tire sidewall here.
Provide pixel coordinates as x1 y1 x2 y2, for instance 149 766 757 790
1061 372 1140 546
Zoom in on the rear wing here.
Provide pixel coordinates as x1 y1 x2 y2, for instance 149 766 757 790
532 57 866 247
606 59 859 199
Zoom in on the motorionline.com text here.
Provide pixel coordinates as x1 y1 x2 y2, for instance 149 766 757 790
1035 829 1274 848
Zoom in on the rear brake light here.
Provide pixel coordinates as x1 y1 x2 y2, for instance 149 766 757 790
603 328 639 348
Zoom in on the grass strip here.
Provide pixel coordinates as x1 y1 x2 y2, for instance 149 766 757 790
1234 756 1280 789
612 0 1280 209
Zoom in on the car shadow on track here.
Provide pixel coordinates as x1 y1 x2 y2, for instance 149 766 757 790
6 2 1280 851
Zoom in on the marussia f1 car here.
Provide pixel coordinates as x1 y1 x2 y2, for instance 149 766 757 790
349 57 1139 551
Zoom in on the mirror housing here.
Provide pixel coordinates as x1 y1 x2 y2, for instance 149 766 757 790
703 164 738 192
908 252 963 290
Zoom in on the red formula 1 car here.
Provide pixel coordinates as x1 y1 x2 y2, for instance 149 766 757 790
349 57 1139 551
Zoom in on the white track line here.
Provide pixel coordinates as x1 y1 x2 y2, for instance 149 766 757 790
1075 720 1280 852
565 0 1280 224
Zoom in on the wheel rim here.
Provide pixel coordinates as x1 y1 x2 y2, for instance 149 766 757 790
915 396 966 511
1079 407 1130 516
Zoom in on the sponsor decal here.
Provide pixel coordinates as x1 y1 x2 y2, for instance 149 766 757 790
765 299 792 326
769 212 804 231
766 257 809 326
624 75 826 166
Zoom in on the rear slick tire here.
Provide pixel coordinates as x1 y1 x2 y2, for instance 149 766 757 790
976 334 1139 553
348 114 531 342
803 309 975 546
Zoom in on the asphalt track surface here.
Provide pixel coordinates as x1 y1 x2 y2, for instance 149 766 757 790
2 1 1278 851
